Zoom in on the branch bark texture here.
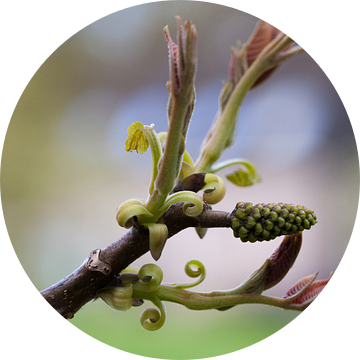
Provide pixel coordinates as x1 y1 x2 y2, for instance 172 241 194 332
40 203 231 319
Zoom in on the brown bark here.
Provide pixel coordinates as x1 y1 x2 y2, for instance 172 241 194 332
40 203 231 319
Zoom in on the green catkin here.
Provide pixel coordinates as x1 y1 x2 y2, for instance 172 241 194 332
231 202 317 242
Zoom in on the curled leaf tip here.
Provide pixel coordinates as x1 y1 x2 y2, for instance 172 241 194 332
140 301 166 331
116 198 153 228
136 266 166 330
172 260 206 289
138 263 164 292
160 191 204 218
202 173 226 204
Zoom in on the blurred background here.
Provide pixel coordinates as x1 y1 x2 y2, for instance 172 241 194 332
1 1 358 359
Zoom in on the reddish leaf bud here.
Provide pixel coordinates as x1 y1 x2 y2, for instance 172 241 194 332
285 274 331 306
229 20 289 88
264 233 302 290
164 17 197 98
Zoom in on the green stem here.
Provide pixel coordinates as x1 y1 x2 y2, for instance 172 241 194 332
133 283 307 311
194 35 296 174
141 125 163 195
145 96 189 219
210 158 257 174
195 55 267 173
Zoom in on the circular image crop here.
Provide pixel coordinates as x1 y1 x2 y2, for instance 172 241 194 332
1 1 359 359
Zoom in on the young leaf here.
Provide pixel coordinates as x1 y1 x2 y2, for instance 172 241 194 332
226 167 260 187
211 158 261 187
264 233 302 289
125 122 149 154
286 274 331 306
283 273 318 300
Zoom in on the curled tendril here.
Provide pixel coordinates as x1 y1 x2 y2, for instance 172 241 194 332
138 263 164 292
140 297 166 331
159 190 204 217
98 284 133 311
116 198 153 228
201 173 226 204
172 260 206 289
116 191 202 261
136 265 167 330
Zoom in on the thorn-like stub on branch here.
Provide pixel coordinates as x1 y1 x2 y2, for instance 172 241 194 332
86 249 112 275
231 202 317 242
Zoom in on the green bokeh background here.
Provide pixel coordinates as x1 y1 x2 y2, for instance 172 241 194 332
1 1 358 359
71 301 297 359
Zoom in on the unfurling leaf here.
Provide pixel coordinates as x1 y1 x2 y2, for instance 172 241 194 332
125 122 149 154
285 274 331 306
229 20 283 88
211 158 260 187
283 273 318 299
264 233 302 290
226 167 260 187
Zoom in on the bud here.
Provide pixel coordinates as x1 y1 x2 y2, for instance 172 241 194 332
283 273 332 310
164 17 197 99
229 20 283 88
264 233 302 290
98 284 133 311
172 172 206 193
231 202 317 242
164 17 197 139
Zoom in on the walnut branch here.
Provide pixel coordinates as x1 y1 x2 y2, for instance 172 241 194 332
40 203 231 319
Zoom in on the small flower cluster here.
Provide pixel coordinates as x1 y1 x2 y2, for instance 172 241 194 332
231 202 317 242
